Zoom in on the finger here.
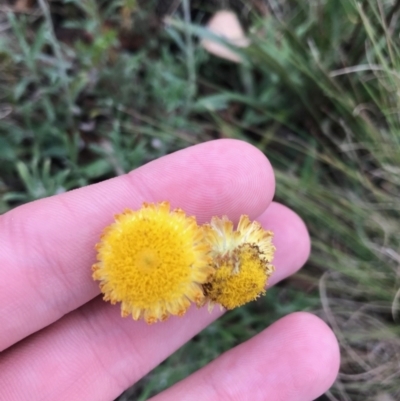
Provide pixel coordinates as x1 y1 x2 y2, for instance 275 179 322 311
0 139 275 351
1 202 311 401
151 312 340 401
257 202 311 286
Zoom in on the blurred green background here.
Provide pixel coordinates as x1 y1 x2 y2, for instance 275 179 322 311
1 0 400 400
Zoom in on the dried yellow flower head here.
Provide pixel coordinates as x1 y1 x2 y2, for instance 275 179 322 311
202 215 275 310
92 202 213 324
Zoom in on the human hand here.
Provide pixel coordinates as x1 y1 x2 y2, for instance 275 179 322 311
0 139 339 401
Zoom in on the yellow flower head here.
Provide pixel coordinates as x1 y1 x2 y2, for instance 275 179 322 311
202 215 275 310
92 202 213 324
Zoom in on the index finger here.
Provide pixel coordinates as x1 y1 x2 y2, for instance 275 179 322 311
0 139 275 351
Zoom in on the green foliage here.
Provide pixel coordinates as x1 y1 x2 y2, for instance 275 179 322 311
0 0 206 213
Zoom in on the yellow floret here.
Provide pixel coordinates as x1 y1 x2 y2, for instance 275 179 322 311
202 215 275 310
92 201 213 324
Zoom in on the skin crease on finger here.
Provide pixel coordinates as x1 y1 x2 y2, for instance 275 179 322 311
0 201 321 401
0 139 275 351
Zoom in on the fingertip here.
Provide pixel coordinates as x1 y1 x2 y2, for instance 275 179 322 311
257 202 311 285
212 139 275 220
273 312 340 399
133 139 275 222
152 310 340 401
